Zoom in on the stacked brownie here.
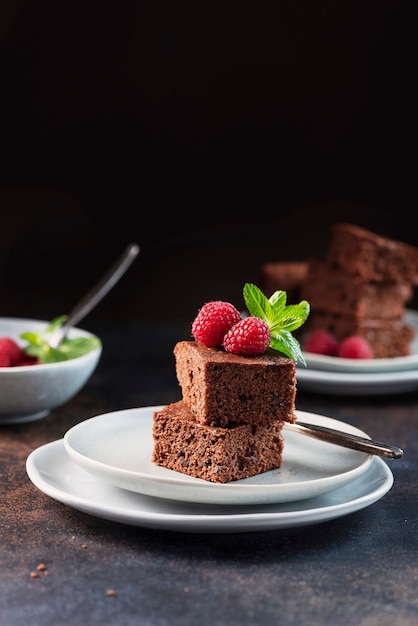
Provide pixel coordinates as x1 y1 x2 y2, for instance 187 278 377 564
300 223 418 358
259 261 308 303
152 341 297 483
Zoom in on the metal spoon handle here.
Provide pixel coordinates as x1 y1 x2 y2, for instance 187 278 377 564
284 420 403 459
49 242 140 348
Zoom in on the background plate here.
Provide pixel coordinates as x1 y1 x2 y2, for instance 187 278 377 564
295 366 418 395
301 309 418 373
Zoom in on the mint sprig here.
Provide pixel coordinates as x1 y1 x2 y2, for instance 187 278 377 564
243 283 310 365
20 316 101 364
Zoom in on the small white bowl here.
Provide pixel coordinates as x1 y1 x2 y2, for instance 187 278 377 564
0 317 102 424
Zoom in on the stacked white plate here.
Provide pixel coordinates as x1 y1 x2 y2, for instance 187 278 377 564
26 406 394 533
296 309 418 395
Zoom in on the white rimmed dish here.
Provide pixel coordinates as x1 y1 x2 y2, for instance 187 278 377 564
301 309 418 374
62 406 373 506
295 366 418 395
0 317 102 424
26 441 393 534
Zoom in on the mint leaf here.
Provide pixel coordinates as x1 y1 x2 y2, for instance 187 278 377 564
20 316 101 364
243 283 310 365
58 336 101 360
243 282 277 324
270 330 306 366
269 302 310 335
46 315 69 332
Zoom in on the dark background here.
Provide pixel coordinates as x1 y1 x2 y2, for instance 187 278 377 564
1 1 417 323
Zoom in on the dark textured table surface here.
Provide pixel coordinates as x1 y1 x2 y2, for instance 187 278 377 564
1 319 418 626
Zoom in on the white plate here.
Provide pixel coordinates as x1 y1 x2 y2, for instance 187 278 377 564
296 366 418 395
302 309 418 374
62 406 373 505
26 441 393 534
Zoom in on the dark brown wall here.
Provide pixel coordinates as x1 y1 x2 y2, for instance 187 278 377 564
1 2 417 321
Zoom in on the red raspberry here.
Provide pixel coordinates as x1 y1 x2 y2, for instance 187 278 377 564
337 335 374 359
223 317 270 356
0 337 26 367
192 301 242 347
0 353 10 367
18 355 40 366
304 330 339 356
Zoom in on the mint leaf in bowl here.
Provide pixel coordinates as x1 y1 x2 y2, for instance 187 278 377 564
20 316 101 364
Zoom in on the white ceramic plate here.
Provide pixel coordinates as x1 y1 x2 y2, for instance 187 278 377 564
296 366 418 395
302 309 418 374
26 441 393 534
62 406 373 505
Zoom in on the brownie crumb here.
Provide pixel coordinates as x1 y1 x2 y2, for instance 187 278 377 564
106 589 117 596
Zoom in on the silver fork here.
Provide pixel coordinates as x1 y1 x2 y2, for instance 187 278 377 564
48 242 140 349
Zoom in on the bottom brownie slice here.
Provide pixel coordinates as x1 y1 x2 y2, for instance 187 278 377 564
152 401 285 484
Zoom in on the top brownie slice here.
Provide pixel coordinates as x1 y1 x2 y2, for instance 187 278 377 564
326 223 418 284
174 341 296 427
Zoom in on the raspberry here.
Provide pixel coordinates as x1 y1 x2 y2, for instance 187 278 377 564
223 317 270 356
192 301 242 347
18 355 40 366
337 335 374 359
304 330 339 356
0 337 26 367
0 353 10 367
